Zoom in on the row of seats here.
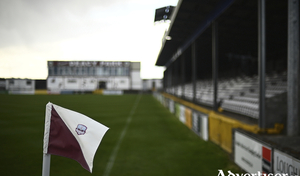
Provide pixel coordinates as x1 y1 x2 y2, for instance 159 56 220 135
165 72 287 119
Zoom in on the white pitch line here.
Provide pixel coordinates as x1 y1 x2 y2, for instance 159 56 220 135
103 94 141 176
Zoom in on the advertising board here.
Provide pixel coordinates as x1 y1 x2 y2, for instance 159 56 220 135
179 105 185 123
192 111 208 141
169 99 174 114
234 130 272 174
175 103 180 119
274 149 300 176
185 108 192 129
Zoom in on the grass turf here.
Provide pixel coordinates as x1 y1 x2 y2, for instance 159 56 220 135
0 94 241 175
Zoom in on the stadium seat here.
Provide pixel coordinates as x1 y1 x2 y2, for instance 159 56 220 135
166 72 287 119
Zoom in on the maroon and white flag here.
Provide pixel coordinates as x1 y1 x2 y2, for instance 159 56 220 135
43 102 109 173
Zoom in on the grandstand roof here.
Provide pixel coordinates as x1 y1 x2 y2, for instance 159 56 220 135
155 0 288 67
155 0 230 66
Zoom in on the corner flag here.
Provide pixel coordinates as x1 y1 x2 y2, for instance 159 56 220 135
42 102 109 174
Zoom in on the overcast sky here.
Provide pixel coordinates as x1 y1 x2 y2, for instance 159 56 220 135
0 0 178 79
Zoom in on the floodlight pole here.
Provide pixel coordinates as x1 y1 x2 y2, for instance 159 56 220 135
42 153 51 176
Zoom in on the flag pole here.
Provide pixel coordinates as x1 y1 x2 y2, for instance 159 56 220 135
42 153 51 176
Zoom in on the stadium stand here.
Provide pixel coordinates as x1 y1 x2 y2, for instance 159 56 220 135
165 72 287 120
154 0 299 172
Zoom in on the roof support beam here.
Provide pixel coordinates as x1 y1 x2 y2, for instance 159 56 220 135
181 54 185 99
163 71 166 91
212 21 219 111
168 67 172 89
258 0 266 128
192 42 197 103
287 0 299 136
174 59 179 95
258 0 266 129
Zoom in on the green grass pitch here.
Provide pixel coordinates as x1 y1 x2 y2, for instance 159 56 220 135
0 94 241 175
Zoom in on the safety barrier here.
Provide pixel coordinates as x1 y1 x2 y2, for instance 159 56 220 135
209 111 259 153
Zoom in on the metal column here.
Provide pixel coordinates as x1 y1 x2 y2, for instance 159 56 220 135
192 42 197 103
168 67 172 92
174 60 178 96
181 54 185 99
258 0 266 128
287 0 299 136
163 70 166 91
212 21 219 111
170 64 174 94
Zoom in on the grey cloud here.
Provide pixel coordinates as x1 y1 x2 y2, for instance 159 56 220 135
0 0 125 48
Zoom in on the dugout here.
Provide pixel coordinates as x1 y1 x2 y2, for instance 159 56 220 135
155 0 299 172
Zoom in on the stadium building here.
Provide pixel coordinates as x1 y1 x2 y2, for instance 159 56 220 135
142 79 163 92
154 0 299 174
4 79 35 94
47 61 142 94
